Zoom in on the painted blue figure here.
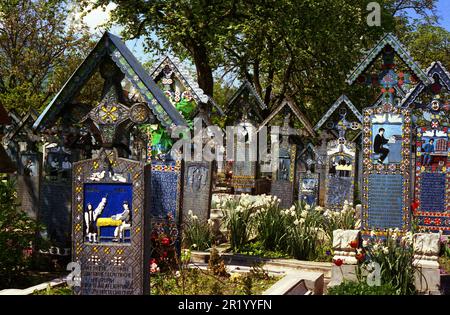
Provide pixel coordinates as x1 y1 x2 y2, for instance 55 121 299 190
422 139 435 166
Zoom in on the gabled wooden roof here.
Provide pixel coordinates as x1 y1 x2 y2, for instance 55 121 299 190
346 33 431 86
401 61 450 108
257 98 316 137
34 32 187 131
314 95 362 132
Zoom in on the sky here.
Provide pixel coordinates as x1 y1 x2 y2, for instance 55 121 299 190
74 1 450 65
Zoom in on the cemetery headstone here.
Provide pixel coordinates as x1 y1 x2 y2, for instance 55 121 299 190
270 114 298 208
346 33 430 235
149 159 184 224
182 161 214 222
325 140 356 210
402 62 450 235
361 104 413 232
414 104 450 234
298 172 320 207
72 149 149 295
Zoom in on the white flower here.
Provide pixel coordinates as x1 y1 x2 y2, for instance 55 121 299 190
290 210 296 217
301 210 308 218
370 230 376 237
373 244 380 251
382 246 389 254
362 240 368 247
188 210 193 217
299 218 305 224
293 219 300 225
207 219 214 226
305 204 311 210
175 271 181 277
315 206 324 212
192 215 198 220
289 205 296 212
192 244 197 248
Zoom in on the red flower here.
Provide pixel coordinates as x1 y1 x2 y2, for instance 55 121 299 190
162 251 168 258
349 240 359 249
356 253 365 262
161 237 170 246
411 200 420 211
333 258 344 267
150 258 157 265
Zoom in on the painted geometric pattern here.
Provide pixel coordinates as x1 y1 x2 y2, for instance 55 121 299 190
361 104 412 235
109 47 173 128
414 127 450 234
149 160 183 224
72 149 146 294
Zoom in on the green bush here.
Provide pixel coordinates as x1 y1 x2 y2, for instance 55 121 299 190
0 180 42 288
327 281 399 295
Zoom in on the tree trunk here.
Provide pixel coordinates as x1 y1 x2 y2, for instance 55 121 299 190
190 42 214 98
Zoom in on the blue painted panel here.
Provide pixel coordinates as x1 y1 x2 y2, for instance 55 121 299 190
84 183 132 242
367 174 404 229
420 173 446 212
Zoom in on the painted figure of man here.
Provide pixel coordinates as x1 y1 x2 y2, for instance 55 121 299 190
84 196 107 243
374 128 390 163
112 201 131 242
422 139 435 166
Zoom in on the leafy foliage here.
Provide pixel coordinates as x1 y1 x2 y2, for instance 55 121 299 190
0 179 42 288
0 0 98 114
182 210 214 251
327 280 399 295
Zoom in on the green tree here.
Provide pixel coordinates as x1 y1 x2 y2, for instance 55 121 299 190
0 0 95 115
401 23 450 70
82 0 437 123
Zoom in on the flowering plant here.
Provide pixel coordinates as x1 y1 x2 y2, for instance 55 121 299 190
355 229 416 295
150 213 179 273
182 210 214 251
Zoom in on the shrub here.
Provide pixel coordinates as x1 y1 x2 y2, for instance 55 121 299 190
0 180 42 288
182 210 214 251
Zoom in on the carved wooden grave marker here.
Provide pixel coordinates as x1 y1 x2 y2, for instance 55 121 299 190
182 161 214 222
72 149 149 295
325 139 356 209
402 62 450 234
149 160 184 224
346 33 431 235
362 104 412 232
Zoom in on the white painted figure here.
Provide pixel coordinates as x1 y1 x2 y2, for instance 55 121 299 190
112 201 131 242
84 196 107 243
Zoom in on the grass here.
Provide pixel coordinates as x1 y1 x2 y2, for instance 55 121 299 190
32 284 73 295
150 268 280 295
